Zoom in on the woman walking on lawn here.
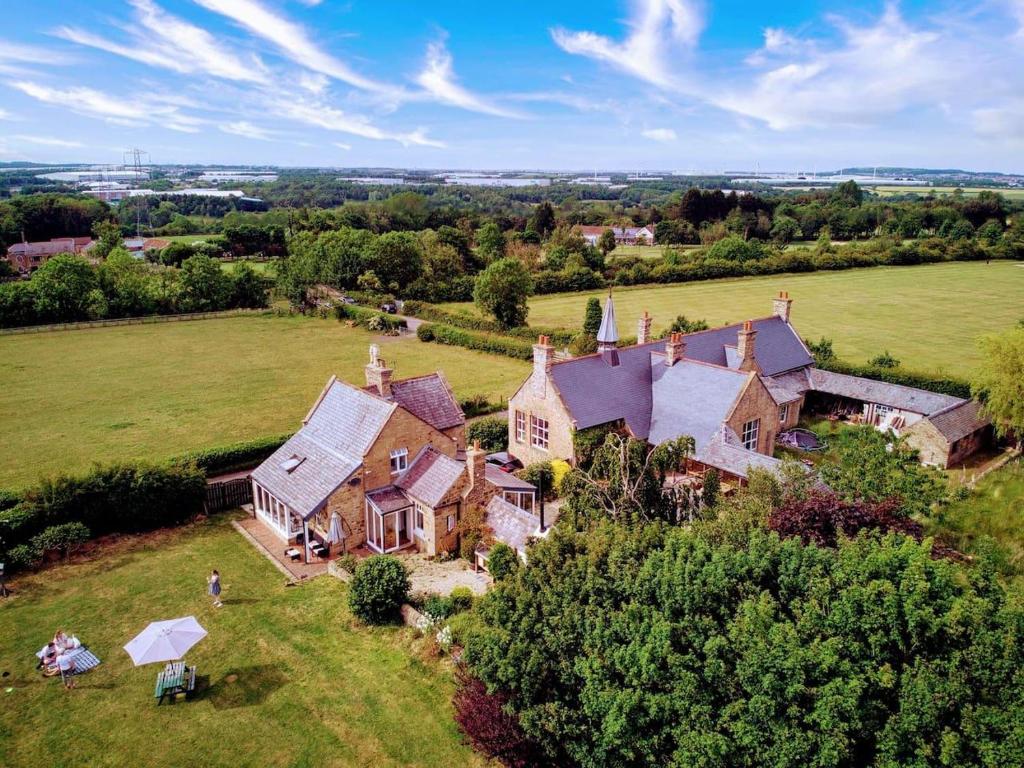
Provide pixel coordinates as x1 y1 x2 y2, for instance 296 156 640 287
207 569 223 608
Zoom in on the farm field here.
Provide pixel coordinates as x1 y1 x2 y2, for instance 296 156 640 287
219 259 276 276
442 261 1024 376
869 185 1024 199
0 315 528 489
0 515 482 768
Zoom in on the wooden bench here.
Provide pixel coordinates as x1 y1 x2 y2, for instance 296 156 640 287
154 662 197 704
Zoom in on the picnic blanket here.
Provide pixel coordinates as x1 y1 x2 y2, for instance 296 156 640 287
62 646 102 676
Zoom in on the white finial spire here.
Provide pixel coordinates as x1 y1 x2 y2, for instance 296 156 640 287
596 290 618 351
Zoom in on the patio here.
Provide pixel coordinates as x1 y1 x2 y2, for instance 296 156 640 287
234 514 338 581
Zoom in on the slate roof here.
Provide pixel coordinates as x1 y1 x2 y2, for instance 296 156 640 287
648 357 749 449
485 465 537 491
395 446 466 507
252 378 396 517
681 316 813 376
365 485 412 513
809 368 962 415
697 427 785 479
387 373 465 431
925 400 990 443
481 496 540 557
762 374 804 405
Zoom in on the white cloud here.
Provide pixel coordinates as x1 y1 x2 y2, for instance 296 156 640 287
55 0 266 83
270 97 444 147
299 71 330 95
10 80 205 133
641 127 676 142
973 100 1024 142
333 141 352 150
220 121 273 140
194 0 398 94
551 0 703 88
10 135 83 148
414 39 523 118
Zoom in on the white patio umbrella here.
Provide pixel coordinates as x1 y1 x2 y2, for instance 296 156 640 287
123 616 207 666
327 512 345 545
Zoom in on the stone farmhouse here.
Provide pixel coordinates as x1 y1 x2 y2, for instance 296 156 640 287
578 225 655 247
5 237 93 273
251 346 538 562
507 292 990 482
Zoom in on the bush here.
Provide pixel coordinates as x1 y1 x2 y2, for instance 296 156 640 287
337 553 358 574
550 459 571 495
421 594 453 620
449 586 474 613
467 417 508 452
348 555 410 623
402 301 573 345
486 542 520 581
0 488 22 512
818 357 971 398
416 323 534 361
5 542 41 572
518 462 555 500
171 434 289 476
334 303 406 332
31 522 90 561
459 395 504 419
458 505 488 562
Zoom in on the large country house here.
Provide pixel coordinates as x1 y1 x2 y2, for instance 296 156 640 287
251 346 537 561
507 292 990 481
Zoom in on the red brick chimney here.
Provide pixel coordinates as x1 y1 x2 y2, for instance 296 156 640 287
737 321 758 372
772 291 793 323
665 332 686 366
637 310 652 345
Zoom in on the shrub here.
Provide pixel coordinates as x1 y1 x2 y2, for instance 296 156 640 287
868 350 900 368
171 434 289 476
334 303 406 332
416 323 534 361
402 301 573 345
550 459 571 495
452 667 548 768
416 323 435 341
0 488 21 512
5 542 41 572
467 417 507 452
486 542 520 581
421 594 453 620
518 462 555 499
348 555 410 623
458 505 489 562
31 522 90 561
449 586 474 613
459 394 504 418
337 553 358 574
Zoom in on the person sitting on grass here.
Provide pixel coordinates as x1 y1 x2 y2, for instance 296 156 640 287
37 642 58 670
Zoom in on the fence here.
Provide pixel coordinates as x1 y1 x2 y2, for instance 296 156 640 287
0 308 273 336
205 477 253 513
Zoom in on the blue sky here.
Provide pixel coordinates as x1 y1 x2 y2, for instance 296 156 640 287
1 0 1023 171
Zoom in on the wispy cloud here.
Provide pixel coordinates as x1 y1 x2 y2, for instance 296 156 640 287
270 97 444 147
10 80 205 133
10 135 83 147
220 120 273 140
193 0 399 94
333 141 352 150
55 0 266 83
414 39 523 118
641 127 676 142
551 0 703 89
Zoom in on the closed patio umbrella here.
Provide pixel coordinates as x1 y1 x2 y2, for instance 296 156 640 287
327 512 346 553
123 616 207 666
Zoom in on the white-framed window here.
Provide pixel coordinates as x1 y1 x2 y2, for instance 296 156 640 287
779 404 789 424
530 415 549 450
741 418 760 451
446 514 456 532
503 490 535 512
390 447 409 474
515 410 526 443
414 501 427 533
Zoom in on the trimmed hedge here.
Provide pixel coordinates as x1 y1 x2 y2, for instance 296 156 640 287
401 301 574 345
416 323 534 361
334 303 407 332
171 433 290 476
818 358 972 399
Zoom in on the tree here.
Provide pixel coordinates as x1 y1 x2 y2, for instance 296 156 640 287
706 235 765 263
769 215 801 244
486 542 520 581
348 555 409 623
973 326 1024 442
452 667 547 768
805 336 835 364
667 315 709 334
230 262 271 308
831 179 864 205
465 523 1024 768
366 231 424 289
597 228 617 256
98 247 156 317
700 469 720 508
768 489 922 548
30 254 98 322
473 257 533 329
582 297 602 336
466 417 507 453
529 201 556 238
476 222 507 262
91 219 122 259
178 254 231 312
160 241 196 267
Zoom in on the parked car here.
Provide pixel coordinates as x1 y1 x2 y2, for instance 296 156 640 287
380 302 397 314
485 451 523 473
340 296 356 305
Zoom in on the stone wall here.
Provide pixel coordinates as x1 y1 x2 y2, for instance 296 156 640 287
507 372 576 466
726 373 781 456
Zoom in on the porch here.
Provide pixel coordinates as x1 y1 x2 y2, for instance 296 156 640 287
236 514 339 580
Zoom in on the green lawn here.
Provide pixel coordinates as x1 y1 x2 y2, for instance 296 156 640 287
220 260 276 276
869 185 1024 200
443 261 1024 376
0 516 482 768
0 315 528 489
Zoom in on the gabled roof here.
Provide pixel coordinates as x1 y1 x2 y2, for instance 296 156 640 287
648 357 749 449
924 400 990 443
387 372 464 431
761 374 804 405
482 496 540 557
395 446 466 507
681 316 813 376
696 427 785 480
485 465 536 491
303 378 397 456
809 368 962 415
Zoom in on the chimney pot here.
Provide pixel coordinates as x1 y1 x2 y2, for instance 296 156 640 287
665 332 685 366
772 291 794 322
737 320 758 372
637 310 653 345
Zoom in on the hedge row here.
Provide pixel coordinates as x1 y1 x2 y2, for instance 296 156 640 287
817 358 972 399
334 303 407 331
416 323 534 361
401 300 574 345
0 462 207 572
170 433 290 476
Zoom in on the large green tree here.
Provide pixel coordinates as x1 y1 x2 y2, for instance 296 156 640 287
366 231 424 289
973 326 1024 443
473 257 533 329
582 296 602 336
177 254 231 312
31 254 97 322
475 222 506 262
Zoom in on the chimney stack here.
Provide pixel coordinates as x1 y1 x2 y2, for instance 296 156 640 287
637 310 652 345
665 332 686 366
466 440 487 494
364 343 394 398
737 321 758 372
772 291 793 323
532 335 554 397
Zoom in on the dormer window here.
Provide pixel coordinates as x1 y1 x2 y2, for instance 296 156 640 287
279 455 305 473
390 448 409 474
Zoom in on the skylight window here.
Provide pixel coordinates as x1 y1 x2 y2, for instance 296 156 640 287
280 455 305 472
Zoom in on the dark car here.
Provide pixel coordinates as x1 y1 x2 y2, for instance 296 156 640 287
485 451 523 473
380 302 397 314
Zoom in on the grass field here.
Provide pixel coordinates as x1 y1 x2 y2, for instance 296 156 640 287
219 260 276 276
442 261 1024 376
0 515 482 768
0 315 528 489
161 234 218 244
869 185 1024 199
